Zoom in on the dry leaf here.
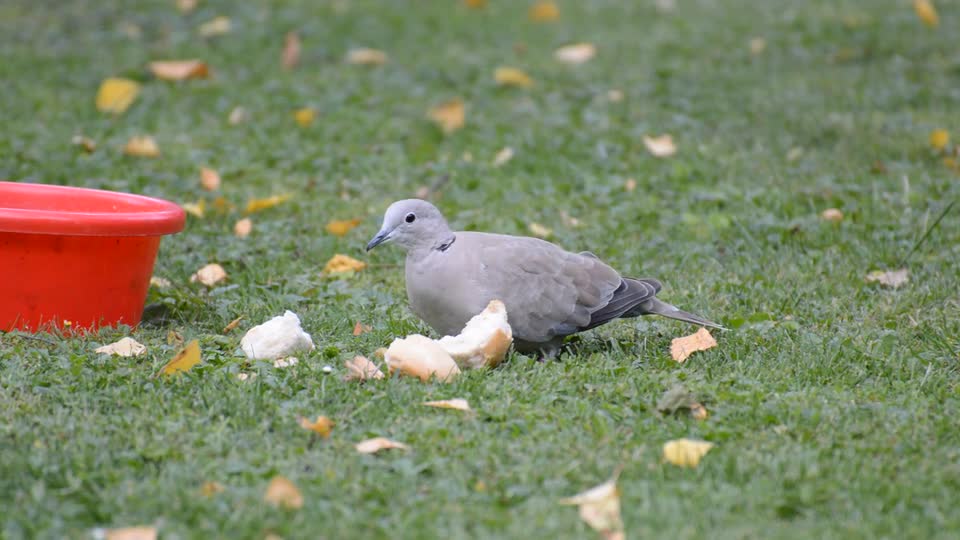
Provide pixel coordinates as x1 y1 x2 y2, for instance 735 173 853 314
428 98 466 134
323 254 367 274
297 415 334 438
492 147 515 167
166 330 184 346
149 60 209 81
96 78 140 114
423 398 471 411
914 0 939 28
437 300 513 369
642 134 676 158
670 327 717 363
465 0 487 7
294 107 316 127
352 321 372 335
240 311 315 360
176 0 197 14
865 269 909 288
355 437 408 454
273 357 299 368
198 167 221 192
820 208 844 223
607 89 624 103
94 526 157 540
529 1 560 22
554 43 596 64
559 473 625 540
786 147 804 162
494 67 533 88
282 31 301 70
182 199 205 218
344 355 385 381
95 337 146 357
345 48 388 66
234 217 253 238
749 37 766 55
930 129 949 151
159 339 201 376
200 481 225 497
190 263 227 287
123 136 160 158
326 218 363 237
264 476 303 509
245 194 290 213
624 178 637 192
385 334 461 382
72 135 97 153
690 403 709 420
198 16 232 37
662 438 714 468
223 316 244 334
228 106 248 125
528 222 552 238
150 276 171 289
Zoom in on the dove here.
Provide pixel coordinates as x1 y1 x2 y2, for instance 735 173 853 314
366 199 722 354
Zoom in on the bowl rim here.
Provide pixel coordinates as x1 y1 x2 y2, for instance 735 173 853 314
0 181 185 236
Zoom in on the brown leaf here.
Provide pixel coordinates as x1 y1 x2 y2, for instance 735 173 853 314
529 1 560 22
200 167 221 191
427 98 466 134
323 254 366 274
345 48 388 66
297 415 334 438
494 67 533 88
554 43 596 64
662 438 714 468
234 218 253 238
190 263 228 287
149 60 209 81
865 269 909 288
95 337 146 357
198 16 232 37
690 403 709 420
222 316 244 334
325 218 363 237
123 136 160 158
559 472 625 540
97 526 157 540
200 481 225 497
352 321 372 336
159 339 201 376
464 0 487 8
670 327 717 363
423 398 471 411
355 437 409 454
820 208 843 223
282 31 301 70
642 134 676 158
343 355 385 381
263 476 303 509
96 78 140 114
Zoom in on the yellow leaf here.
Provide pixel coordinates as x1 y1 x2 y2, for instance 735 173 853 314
494 67 533 88
190 263 228 286
222 316 244 334
245 194 290 213
559 473 625 540
323 254 366 274
423 398 471 411
200 167 221 191
930 129 949 151
234 217 253 238
294 107 316 127
123 136 160 158
670 327 717 363
642 134 677 158
662 438 714 468
345 48 388 66
492 147 515 167
297 415 334 438
159 339 201 376
428 98 466 134
529 1 560 22
181 199 205 218
95 337 146 357
554 43 596 64
198 16 232 38
528 222 552 238
325 218 363 237
96 78 140 114
200 481 225 497
355 437 409 454
264 476 303 509
283 31 301 70
97 526 158 540
820 208 844 223
914 0 939 28
343 355 385 381
149 59 210 81
865 268 909 288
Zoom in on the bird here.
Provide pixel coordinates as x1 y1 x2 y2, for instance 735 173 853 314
366 199 722 354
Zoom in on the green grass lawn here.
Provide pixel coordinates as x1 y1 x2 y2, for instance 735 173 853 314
2 0 960 538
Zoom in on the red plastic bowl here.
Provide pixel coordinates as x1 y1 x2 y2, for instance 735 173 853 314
0 181 185 332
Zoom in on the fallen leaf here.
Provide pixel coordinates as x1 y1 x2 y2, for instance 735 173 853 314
149 60 209 81
345 48 388 66
559 473 625 540
199 167 221 191
528 222 552 238
159 339 201 376
494 67 533 88
930 129 949 151
176 0 197 14
282 31 301 70
326 218 363 237
690 403 709 420
423 398 471 411
820 208 844 223
492 147 515 167
655 0 676 13
428 98 466 134
670 327 717 363
355 437 409 454
234 217 253 238
72 135 97 153
228 106 248 125
150 276 171 289
464 0 487 8
554 43 596 64
200 481 225 497
222 316 244 334
344 355 385 381
264 476 303 509
865 268 909 288
95 337 146 357
624 178 637 192
182 199 205 218
323 254 367 274
529 1 560 22
294 107 316 127
273 357 299 368
656 384 707 419
123 136 160 158
786 146 804 162
352 321 372 336
240 311 315 360
96 78 140 114
94 526 157 540
166 330 184 346
662 438 714 468
198 16 232 37
607 89 624 103
385 334 461 382
245 194 290 213
297 415 334 437
749 37 766 55
914 0 939 28
642 134 676 158
190 263 227 286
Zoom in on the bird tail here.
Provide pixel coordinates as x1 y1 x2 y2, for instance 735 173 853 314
636 298 725 330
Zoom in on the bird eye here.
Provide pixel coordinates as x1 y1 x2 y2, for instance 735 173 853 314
405 213 416 223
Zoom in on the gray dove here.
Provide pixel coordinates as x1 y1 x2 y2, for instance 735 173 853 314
366 199 722 354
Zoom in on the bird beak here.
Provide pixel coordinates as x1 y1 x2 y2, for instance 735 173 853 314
365 230 390 251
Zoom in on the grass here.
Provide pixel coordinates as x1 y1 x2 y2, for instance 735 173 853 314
2 0 959 538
